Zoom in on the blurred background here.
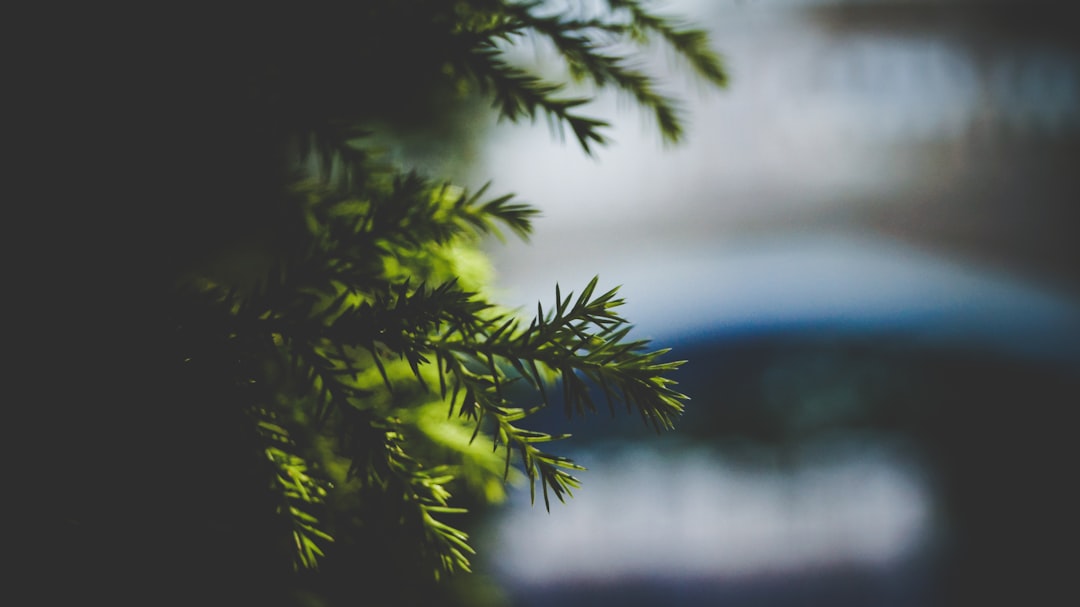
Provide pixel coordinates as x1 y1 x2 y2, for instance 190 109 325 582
458 1 1080 605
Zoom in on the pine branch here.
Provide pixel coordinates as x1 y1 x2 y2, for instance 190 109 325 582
453 0 725 146
294 140 538 250
462 47 610 154
423 277 688 507
251 407 336 571
263 273 686 514
438 277 688 428
510 8 685 141
178 191 687 574
607 0 729 87
156 0 718 585
383 435 477 577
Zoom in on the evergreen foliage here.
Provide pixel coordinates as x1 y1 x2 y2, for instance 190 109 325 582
41 1 725 604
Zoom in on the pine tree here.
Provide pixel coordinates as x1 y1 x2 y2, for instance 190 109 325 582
40 2 726 604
